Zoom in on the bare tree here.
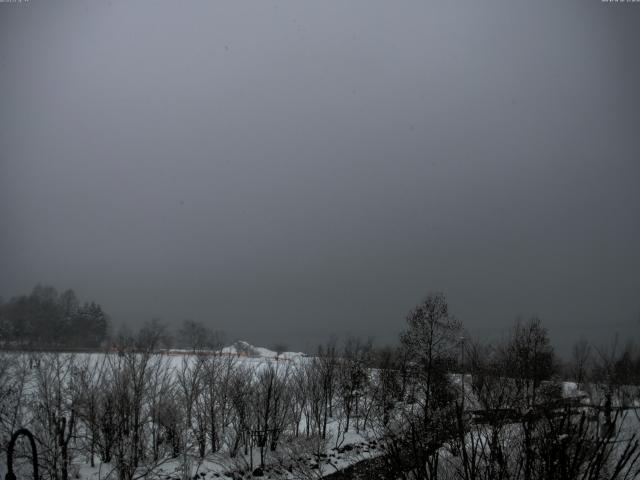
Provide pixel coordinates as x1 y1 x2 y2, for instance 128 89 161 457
175 354 206 479
147 353 174 462
377 292 462 480
107 341 171 480
74 354 110 467
592 338 623 440
198 352 237 454
337 337 371 433
0 354 30 466
228 363 253 458
502 317 556 409
570 338 592 390
250 360 293 467
318 337 339 425
177 319 223 351
32 353 77 480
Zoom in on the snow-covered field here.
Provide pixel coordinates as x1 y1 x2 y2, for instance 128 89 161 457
0 342 383 480
2 344 640 480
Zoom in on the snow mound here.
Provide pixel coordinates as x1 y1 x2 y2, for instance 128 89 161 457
220 340 305 360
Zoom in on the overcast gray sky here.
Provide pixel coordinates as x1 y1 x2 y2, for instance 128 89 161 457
1 0 639 352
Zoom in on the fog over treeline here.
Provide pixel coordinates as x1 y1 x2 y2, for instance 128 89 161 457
0 285 109 349
1 284 638 367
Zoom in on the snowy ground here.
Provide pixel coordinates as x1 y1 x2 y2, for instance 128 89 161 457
3 345 639 479
72 421 380 480
0 343 383 480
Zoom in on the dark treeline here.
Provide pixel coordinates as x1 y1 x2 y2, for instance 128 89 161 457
0 285 109 349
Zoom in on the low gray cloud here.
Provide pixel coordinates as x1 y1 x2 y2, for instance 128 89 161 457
1 0 639 352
